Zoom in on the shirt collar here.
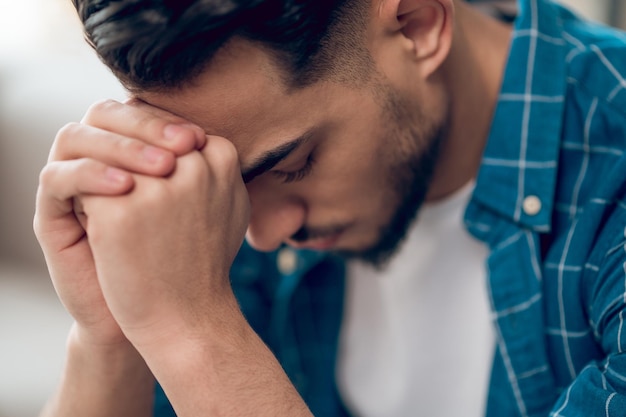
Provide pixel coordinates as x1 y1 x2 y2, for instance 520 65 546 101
470 0 567 233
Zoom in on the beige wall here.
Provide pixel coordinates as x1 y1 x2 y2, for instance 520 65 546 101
616 1 626 29
553 0 625 29
561 0 610 24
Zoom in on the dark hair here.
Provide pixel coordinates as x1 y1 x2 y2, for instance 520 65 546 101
72 0 372 92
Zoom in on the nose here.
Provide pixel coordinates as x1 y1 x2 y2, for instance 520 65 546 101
245 186 306 252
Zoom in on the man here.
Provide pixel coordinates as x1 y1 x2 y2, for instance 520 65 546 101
34 0 626 416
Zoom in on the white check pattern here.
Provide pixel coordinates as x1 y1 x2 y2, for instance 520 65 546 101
465 0 626 415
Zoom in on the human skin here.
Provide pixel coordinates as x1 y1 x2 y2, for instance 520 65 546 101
35 102 206 416
35 0 511 415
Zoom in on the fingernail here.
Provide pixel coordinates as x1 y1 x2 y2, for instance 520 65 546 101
143 146 166 163
105 167 128 184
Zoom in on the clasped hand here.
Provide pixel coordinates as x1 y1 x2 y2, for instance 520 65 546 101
83 137 249 350
35 99 250 353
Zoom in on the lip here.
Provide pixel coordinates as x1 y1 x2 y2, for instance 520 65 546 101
289 231 343 251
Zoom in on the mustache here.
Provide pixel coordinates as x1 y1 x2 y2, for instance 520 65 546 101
290 224 349 242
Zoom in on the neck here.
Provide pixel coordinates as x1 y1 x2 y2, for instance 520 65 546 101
425 2 512 202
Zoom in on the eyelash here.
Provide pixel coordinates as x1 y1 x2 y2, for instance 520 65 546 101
272 154 315 184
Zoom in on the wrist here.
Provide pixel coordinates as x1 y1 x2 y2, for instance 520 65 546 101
122 281 244 355
68 322 150 378
129 283 256 380
46 323 155 417
71 322 132 351
133 302 312 417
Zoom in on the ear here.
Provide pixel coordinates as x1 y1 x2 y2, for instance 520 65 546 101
379 0 454 79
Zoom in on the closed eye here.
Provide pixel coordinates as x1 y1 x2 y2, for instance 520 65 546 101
271 153 315 183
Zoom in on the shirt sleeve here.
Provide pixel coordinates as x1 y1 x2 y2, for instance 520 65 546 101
550 208 626 415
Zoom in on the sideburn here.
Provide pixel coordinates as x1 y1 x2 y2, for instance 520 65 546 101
337 81 449 269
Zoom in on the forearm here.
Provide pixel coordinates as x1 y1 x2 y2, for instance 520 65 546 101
41 324 155 417
140 300 312 417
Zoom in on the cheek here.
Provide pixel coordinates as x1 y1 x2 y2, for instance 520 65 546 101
311 141 397 217
305 109 400 210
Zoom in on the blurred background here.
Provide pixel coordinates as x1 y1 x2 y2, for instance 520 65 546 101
0 1 125 416
0 1 624 416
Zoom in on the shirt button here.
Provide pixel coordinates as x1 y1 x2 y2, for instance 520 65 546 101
277 248 298 275
522 195 542 216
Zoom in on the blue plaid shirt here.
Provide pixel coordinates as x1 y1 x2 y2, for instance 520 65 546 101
154 0 626 415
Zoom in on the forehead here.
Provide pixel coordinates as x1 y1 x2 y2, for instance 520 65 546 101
138 40 327 159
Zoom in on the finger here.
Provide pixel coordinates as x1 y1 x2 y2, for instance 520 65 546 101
81 99 206 155
171 136 246 204
73 197 88 231
166 136 235 189
37 159 134 221
51 122 176 176
126 98 208 148
200 135 243 181
124 97 206 143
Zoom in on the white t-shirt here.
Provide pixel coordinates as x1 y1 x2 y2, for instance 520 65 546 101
337 182 494 417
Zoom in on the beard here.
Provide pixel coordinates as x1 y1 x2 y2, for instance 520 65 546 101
334 82 448 269
289 78 449 269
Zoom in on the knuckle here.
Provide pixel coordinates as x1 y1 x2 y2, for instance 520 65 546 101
143 114 168 134
221 140 239 165
142 180 175 209
39 159 96 192
184 151 210 181
38 163 58 188
135 175 170 200
53 122 82 150
84 99 119 122
147 176 169 196
87 197 128 236
128 98 181 124
108 203 132 228
115 135 145 156
123 105 167 137
171 152 208 194
74 158 96 175
207 138 240 174
51 122 98 162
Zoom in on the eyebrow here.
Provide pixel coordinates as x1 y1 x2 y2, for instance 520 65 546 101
241 129 314 184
